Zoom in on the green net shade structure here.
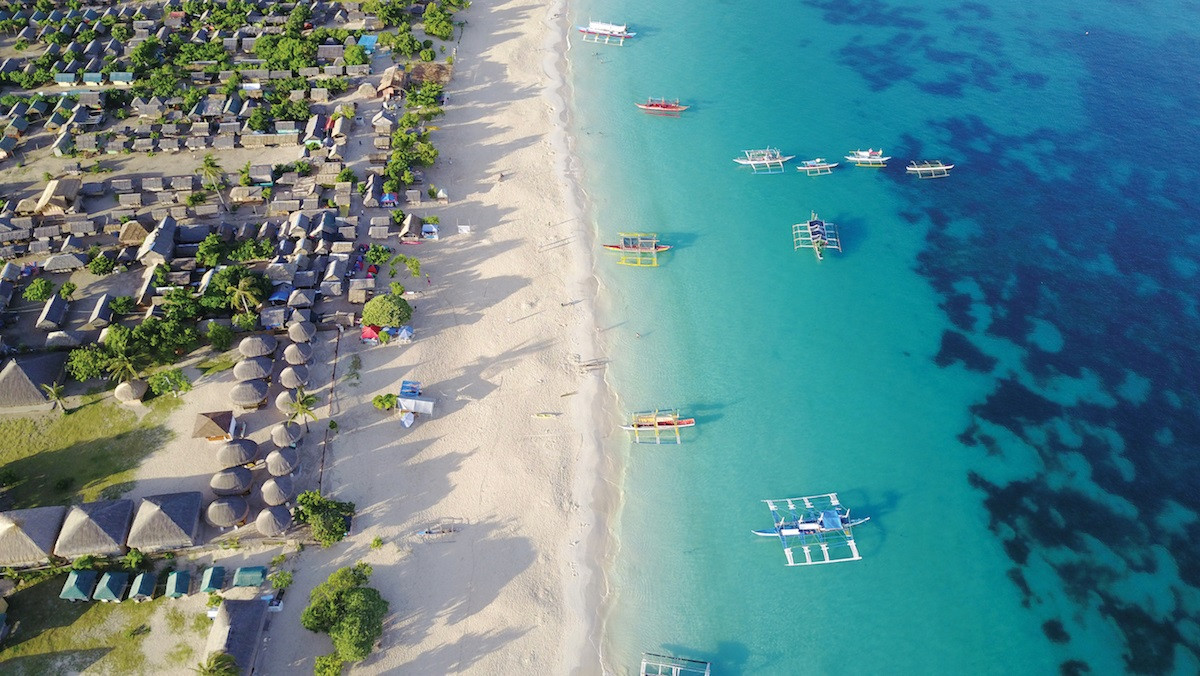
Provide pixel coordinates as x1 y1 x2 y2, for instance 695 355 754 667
232 566 267 587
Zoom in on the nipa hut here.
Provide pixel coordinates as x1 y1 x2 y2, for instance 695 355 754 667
229 379 269 410
205 599 270 674
126 492 202 552
270 423 303 448
193 411 236 441
233 356 273 382
260 475 294 506
279 365 309 389
255 505 292 536
54 499 134 558
0 505 68 567
265 447 299 476
238 334 278 358
210 467 253 496
282 342 312 365
287 321 316 343
216 439 260 469
205 497 250 528
274 389 296 414
60 569 99 601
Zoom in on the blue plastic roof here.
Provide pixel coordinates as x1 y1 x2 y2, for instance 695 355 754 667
820 510 842 530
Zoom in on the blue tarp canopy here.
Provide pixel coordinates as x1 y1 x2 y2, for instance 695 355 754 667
357 34 378 53
820 510 842 531
200 566 225 593
232 566 267 587
166 570 190 598
269 283 294 304
400 381 420 397
60 569 98 601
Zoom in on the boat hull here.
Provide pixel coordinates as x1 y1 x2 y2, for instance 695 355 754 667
577 28 636 38
603 244 671 252
733 156 795 165
620 418 696 430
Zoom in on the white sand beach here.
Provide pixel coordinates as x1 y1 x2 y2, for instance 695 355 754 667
240 0 608 672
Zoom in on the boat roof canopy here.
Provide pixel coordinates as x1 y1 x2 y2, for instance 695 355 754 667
820 510 841 530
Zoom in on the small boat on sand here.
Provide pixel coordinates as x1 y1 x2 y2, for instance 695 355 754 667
844 148 890 167
636 98 689 115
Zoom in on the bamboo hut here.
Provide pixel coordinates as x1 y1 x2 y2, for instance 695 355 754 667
260 475 294 506
287 321 316 343
278 365 309 389
233 356 273 382
254 505 292 536
282 342 312 365
216 439 260 469
270 423 303 448
126 492 202 552
210 467 252 496
229 379 269 410
265 447 299 477
193 411 236 441
204 599 269 674
274 389 296 413
237 334 277 359
54 500 134 558
0 506 67 567
205 497 250 528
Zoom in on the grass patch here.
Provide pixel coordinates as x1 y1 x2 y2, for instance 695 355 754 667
165 642 194 665
0 575 155 675
191 612 210 634
196 354 236 377
0 398 180 508
164 607 186 634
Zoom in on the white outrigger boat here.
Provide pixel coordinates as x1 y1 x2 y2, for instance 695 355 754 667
733 147 795 174
757 492 870 566
906 159 955 178
844 148 890 167
577 20 635 45
798 158 838 176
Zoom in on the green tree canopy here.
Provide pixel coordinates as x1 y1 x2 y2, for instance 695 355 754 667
301 563 387 663
207 322 234 351
361 294 412 328
294 491 355 548
196 233 226 267
22 277 54 302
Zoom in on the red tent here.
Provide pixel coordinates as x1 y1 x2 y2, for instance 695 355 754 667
361 325 382 341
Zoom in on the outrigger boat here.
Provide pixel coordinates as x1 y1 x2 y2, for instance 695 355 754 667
577 20 635 45
758 492 870 566
603 238 671 253
619 415 696 431
792 212 842 261
635 98 689 115
906 159 955 178
733 147 795 174
621 409 695 444
798 157 838 176
605 233 667 267
844 148 890 167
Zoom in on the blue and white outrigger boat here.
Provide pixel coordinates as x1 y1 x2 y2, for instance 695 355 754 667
756 492 869 566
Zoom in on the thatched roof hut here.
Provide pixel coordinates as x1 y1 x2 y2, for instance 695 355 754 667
233 356 273 382
287 321 316 343
261 475 294 506
114 379 148 404
205 497 250 528
0 505 67 567
126 492 202 552
265 447 299 476
255 505 292 536
210 467 253 496
229 379 269 409
216 439 260 469
270 422 303 448
274 389 296 413
0 353 67 409
278 365 309 389
205 599 270 673
54 499 134 558
193 411 236 441
282 342 312 365
238 334 277 358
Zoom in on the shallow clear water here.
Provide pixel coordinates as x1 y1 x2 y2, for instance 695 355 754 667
567 1 1200 673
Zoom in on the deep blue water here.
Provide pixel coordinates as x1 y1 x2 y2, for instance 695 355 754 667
567 0 1200 673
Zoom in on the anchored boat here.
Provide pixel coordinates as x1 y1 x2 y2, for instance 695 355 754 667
757 492 871 566
906 160 955 178
621 409 696 444
844 148 890 167
635 98 689 115
798 157 838 176
577 20 635 45
733 147 795 174
603 233 668 267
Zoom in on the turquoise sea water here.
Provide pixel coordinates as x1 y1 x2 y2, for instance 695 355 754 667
567 1 1200 674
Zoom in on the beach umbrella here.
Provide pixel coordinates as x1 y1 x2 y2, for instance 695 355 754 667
238 334 278 359
114 379 148 403
274 389 296 413
265 447 299 477
255 505 292 536
283 342 312 365
279 365 309 389
215 439 260 469
205 497 249 528
288 321 316 343
209 467 252 496
270 422 303 448
229 379 269 408
233 356 273 382
261 475 294 506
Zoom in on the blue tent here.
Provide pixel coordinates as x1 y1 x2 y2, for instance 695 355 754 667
269 283 294 305
128 572 155 601
232 566 267 587
93 571 129 602
200 566 225 593
166 570 190 598
60 569 98 601
357 34 378 54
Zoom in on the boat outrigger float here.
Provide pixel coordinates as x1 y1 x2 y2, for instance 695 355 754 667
757 492 870 566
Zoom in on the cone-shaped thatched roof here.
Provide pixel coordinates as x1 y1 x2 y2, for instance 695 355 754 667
210 467 253 496
126 492 202 552
287 321 316 343
216 439 260 469
0 505 67 567
114 379 148 403
265 447 299 476
278 365 309 389
274 389 296 413
193 411 234 439
54 499 134 558
205 497 250 528
255 505 292 536
261 475 294 506
229 379 269 407
238 334 277 358
233 356 273 382
270 422 303 447
282 342 312 365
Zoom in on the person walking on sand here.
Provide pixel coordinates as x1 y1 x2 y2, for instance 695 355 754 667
426 274 431 286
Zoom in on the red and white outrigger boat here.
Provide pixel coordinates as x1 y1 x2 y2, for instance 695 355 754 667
635 98 689 116
577 20 635 45
602 237 671 253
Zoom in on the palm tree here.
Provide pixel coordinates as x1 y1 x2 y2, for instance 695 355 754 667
41 381 65 411
228 275 263 315
288 386 319 431
194 153 227 210
194 651 239 676
107 351 142 383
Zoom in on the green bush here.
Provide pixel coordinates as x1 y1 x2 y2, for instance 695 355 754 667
314 654 344 676
294 491 355 547
110 295 136 315
361 294 412 328
87 254 116 275
302 563 387 663
208 323 234 351
22 277 55 302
